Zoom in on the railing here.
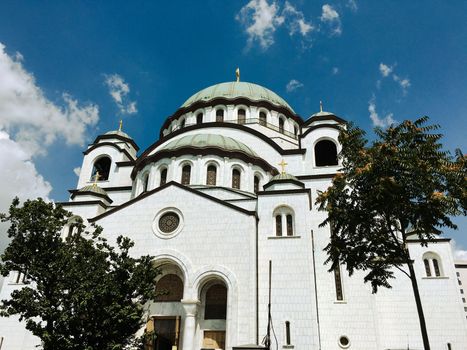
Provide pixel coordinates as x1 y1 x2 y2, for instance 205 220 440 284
169 118 298 140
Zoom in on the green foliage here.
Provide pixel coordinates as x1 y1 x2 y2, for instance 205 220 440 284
316 116 467 292
0 198 160 350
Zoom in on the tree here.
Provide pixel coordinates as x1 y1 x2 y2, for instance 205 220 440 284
316 117 466 350
0 197 160 350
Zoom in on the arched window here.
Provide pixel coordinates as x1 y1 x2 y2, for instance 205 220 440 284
273 206 295 237
197 113 203 125
294 125 298 138
259 111 267 126
181 165 191 185
232 168 241 189
315 140 338 166
275 215 282 236
279 118 285 134
254 176 260 194
91 156 111 181
238 108 246 124
423 252 443 277
286 214 293 236
216 109 224 122
206 165 217 185
141 173 149 193
160 168 168 186
204 284 227 320
180 118 186 128
155 274 184 302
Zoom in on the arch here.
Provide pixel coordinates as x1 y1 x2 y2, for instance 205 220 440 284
181 163 192 185
254 175 261 194
203 282 227 320
231 168 241 189
422 252 443 277
192 266 237 299
196 112 203 125
273 205 295 237
152 250 193 289
91 155 111 181
216 108 225 122
259 110 267 126
315 139 338 166
237 108 246 124
141 172 150 193
206 164 217 186
278 117 285 134
159 167 168 186
155 273 184 302
64 215 83 240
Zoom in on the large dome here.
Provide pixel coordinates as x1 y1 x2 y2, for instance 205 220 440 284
181 81 294 112
161 134 259 157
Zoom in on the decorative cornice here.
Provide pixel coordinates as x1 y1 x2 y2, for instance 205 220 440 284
83 142 136 161
303 114 347 126
301 123 342 138
93 134 139 151
263 178 305 190
58 200 108 209
70 190 113 204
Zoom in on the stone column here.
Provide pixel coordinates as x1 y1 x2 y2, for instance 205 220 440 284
181 299 200 350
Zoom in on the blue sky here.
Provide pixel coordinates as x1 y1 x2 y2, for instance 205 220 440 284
0 1 465 252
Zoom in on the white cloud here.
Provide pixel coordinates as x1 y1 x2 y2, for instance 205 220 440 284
286 79 303 92
236 0 284 49
283 2 314 37
320 4 342 35
379 63 393 77
0 43 99 156
393 74 411 95
73 167 81 177
451 240 467 261
346 0 358 12
332 67 339 75
104 74 138 115
368 97 396 128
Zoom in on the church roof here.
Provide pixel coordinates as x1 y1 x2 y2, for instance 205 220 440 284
162 134 260 157
270 172 299 181
181 81 294 113
78 184 109 196
104 129 132 139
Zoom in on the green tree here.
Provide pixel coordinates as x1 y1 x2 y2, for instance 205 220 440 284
316 117 466 350
0 197 160 350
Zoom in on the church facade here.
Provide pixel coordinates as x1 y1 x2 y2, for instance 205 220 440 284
0 80 466 349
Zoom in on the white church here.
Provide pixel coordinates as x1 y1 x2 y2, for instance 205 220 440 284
1 77 466 349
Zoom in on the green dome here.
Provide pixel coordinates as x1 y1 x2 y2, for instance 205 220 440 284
104 130 132 139
182 81 294 112
162 134 259 157
78 184 109 196
271 173 299 181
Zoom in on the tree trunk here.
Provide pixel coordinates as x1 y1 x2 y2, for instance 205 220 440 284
407 258 430 350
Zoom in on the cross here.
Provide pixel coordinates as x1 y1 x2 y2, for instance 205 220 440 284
118 119 123 131
235 67 240 82
93 171 101 185
278 159 288 174
320 100 323 112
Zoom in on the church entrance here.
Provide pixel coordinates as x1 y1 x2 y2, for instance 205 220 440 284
145 316 181 350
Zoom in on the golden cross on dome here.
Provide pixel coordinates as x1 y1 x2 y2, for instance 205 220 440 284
93 171 101 185
235 67 240 82
118 119 123 131
278 159 288 174
320 101 323 112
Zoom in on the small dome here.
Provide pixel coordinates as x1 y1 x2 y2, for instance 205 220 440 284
104 129 132 139
78 184 109 197
182 81 294 112
270 172 299 181
310 110 334 118
162 134 260 157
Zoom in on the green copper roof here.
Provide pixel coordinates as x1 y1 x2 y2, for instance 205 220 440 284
78 184 109 196
104 130 132 139
182 81 294 112
271 173 299 181
162 134 259 157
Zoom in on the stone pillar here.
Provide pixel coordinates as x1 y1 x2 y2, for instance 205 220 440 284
181 299 200 350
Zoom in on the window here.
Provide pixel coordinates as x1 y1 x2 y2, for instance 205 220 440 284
259 111 267 126
232 168 241 189
181 165 191 185
275 215 282 236
315 140 338 166
286 214 293 236
459 279 462 286
294 125 298 137
180 118 186 128
91 156 111 181
461 289 464 294
285 321 291 345
462 297 466 303
216 109 224 122
238 108 246 124
423 252 443 277
160 168 168 186
204 284 227 319
206 165 217 185
338 336 350 348
142 173 149 193
15 271 27 284
254 176 260 194
457 272 461 277
155 274 183 301
196 113 203 125
279 118 285 134
334 265 344 301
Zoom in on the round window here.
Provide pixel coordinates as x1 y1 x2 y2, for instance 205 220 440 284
158 212 180 233
339 335 350 348
153 208 184 239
